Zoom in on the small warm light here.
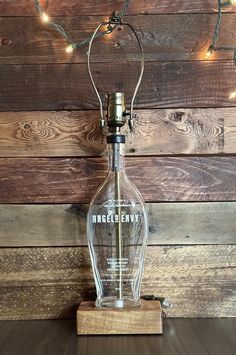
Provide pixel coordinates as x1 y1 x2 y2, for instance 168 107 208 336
41 12 50 23
205 45 215 60
229 90 236 99
230 0 236 4
206 50 213 59
66 45 74 53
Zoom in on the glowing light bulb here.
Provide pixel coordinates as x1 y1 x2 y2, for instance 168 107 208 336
41 13 50 23
66 45 74 53
229 90 236 99
206 45 215 59
206 50 212 59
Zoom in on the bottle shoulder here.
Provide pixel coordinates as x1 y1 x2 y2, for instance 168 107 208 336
90 171 145 205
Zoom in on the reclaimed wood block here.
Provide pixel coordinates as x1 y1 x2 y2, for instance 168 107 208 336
76 300 163 335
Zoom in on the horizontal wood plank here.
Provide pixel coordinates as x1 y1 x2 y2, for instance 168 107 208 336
1 62 236 111
0 245 235 319
0 202 235 247
0 157 235 203
0 1 231 16
0 108 235 156
1 14 236 64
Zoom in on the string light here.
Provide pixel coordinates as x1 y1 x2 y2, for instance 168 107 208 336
208 0 236 64
35 1 236 101
34 0 130 52
206 45 215 59
229 90 236 99
41 12 50 23
206 51 212 58
66 44 74 53
207 1 236 100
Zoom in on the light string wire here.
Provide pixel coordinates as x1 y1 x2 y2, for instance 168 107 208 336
34 0 130 51
208 0 236 63
208 0 236 99
35 0 236 98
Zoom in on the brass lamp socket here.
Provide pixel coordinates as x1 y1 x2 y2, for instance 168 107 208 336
107 93 126 128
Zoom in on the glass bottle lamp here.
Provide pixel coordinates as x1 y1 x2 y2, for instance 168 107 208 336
87 14 148 308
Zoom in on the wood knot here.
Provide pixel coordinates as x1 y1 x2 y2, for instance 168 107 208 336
0 38 10 46
149 226 156 233
171 111 185 122
24 124 31 129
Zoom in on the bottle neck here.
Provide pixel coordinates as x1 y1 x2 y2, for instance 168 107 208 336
108 143 125 172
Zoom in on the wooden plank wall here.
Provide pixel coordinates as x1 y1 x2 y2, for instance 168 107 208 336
0 0 235 319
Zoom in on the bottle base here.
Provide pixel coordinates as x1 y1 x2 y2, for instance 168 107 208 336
96 297 141 308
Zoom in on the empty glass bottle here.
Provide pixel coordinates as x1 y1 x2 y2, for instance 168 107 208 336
87 134 148 308
86 15 146 308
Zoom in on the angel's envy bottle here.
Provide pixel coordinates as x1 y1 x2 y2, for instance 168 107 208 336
87 93 148 308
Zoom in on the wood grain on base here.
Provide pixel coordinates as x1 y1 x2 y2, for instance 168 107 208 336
77 300 162 335
0 245 235 319
0 202 235 247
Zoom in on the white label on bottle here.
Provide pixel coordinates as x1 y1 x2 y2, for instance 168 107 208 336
107 257 129 272
92 214 139 223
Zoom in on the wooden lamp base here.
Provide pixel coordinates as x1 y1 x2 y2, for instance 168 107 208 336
77 300 163 335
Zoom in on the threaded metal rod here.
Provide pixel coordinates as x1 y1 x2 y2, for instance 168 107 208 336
113 144 123 301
